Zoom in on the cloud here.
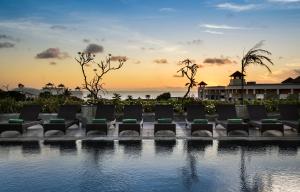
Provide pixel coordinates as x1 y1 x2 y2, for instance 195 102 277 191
35 48 69 59
185 39 203 45
85 43 104 53
83 39 90 43
294 69 300 75
133 60 141 64
0 34 19 42
265 69 300 82
200 24 248 30
0 42 14 48
50 25 68 30
110 55 128 61
268 0 300 3
202 30 224 35
154 59 168 64
141 47 157 51
216 3 257 12
173 74 182 78
49 61 57 65
203 57 237 65
159 8 176 12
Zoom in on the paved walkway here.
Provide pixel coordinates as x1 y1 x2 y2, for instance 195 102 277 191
0 122 299 142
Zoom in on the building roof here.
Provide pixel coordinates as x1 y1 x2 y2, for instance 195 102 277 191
229 71 245 77
293 76 300 83
282 77 294 84
198 81 207 86
281 76 300 84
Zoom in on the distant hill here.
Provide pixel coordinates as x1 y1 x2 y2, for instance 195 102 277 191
12 87 41 96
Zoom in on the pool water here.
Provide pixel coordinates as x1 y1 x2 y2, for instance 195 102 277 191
0 140 300 192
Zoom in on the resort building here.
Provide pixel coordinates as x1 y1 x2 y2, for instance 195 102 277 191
198 71 300 101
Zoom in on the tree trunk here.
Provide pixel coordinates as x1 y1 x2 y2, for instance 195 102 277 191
183 86 191 99
241 75 244 104
241 65 244 105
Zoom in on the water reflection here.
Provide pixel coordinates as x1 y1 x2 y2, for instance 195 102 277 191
186 140 213 153
154 140 176 155
0 141 41 157
0 139 300 192
81 140 115 165
180 140 210 191
217 140 300 192
119 140 142 158
277 141 300 156
43 140 77 155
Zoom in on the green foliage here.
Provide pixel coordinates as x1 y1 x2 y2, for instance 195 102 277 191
156 92 171 100
0 91 26 101
39 91 52 98
0 95 299 114
0 95 83 113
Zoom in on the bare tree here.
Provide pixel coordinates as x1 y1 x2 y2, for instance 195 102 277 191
241 41 273 103
177 59 199 99
75 52 126 100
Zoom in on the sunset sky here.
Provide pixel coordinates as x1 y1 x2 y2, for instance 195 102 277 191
0 0 300 91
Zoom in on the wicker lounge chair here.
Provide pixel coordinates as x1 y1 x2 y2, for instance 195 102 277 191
154 105 176 135
0 104 42 135
247 105 284 136
43 105 80 136
119 104 143 136
279 104 300 133
215 104 249 136
185 104 213 136
85 104 116 135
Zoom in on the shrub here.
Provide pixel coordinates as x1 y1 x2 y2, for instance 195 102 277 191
156 92 171 100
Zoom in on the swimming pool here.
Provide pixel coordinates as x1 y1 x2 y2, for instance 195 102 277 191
0 140 300 192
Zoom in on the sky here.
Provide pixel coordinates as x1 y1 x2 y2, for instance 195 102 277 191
0 0 300 91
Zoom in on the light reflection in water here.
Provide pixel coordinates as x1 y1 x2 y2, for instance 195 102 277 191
0 140 300 192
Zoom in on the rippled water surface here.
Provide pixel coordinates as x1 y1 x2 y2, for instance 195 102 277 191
0 140 300 192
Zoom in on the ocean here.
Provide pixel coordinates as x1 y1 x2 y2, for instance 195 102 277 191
82 90 198 100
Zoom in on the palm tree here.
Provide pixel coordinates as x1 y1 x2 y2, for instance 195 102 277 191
241 41 273 104
18 83 24 89
127 95 133 100
112 93 121 101
145 94 150 100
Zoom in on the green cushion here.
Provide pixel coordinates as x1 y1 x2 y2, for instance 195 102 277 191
122 119 137 123
193 119 208 124
49 119 65 124
92 118 107 124
228 119 243 124
261 119 278 123
157 118 172 123
8 118 24 124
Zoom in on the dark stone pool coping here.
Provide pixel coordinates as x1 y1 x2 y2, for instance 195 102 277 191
0 136 300 143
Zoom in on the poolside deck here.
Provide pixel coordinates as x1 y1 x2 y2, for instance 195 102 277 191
0 122 299 143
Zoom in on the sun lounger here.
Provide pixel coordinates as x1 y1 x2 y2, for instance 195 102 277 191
186 104 213 136
85 104 116 135
279 104 300 133
215 104 249 136
0 104 42 135
43 105 80 135
119 104 143 136
247 105 284 136
154 105 176 135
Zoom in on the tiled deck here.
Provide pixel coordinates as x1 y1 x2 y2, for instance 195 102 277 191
0 122 299 142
